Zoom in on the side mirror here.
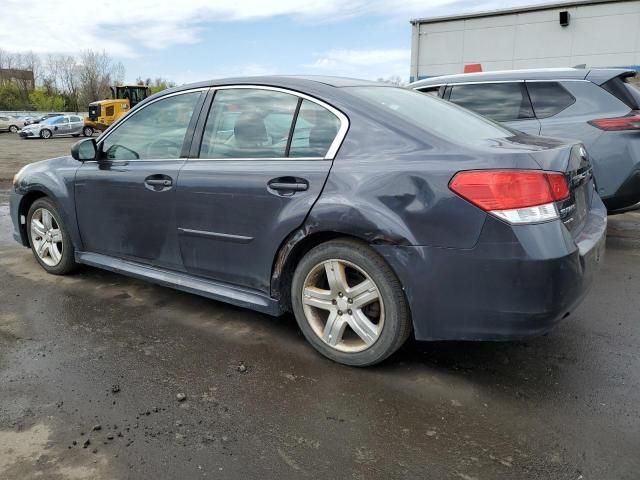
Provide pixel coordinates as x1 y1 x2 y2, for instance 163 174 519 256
71 138 97 161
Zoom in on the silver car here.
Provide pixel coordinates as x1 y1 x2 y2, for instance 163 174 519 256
410 68 640 211
0 115 26 133
19 115 85 139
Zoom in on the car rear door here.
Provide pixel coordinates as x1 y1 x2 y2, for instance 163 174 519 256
175 86 346 294
446 82 541 135
75 89 206 270
69 115 83 134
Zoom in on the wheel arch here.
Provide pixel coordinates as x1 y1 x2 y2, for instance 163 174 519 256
270 227 409 315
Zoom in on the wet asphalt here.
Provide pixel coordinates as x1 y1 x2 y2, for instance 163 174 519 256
0 184 639 479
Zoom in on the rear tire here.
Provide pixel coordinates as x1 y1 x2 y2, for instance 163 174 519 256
82 126 93 137
40 129 52 139
291 238 411 366
26 198 77 275
9 125 18 133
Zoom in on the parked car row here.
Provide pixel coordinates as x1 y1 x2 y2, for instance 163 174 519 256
10 76 607 366
409 68 640 211
1 113 95 139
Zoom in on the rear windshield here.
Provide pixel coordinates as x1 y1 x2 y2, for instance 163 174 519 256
347 86 512 144
602 75 640 109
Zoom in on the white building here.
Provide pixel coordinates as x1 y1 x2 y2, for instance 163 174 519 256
410 0 640 82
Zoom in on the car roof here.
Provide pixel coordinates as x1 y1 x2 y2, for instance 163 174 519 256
409 67 636 88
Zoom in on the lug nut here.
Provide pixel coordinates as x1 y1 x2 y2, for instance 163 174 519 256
338 292 343 297
332 299 337 305
347 309 352 315
337 310 343 315
348 298 353 304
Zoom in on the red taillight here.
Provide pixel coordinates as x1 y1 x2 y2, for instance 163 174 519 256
588 111 640 131
449 170 569 211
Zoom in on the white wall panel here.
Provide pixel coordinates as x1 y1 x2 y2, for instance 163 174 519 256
412 0 640 80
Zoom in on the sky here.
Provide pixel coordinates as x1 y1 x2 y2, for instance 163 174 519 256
2 0 561 84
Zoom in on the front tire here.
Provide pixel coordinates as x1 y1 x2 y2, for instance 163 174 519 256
27 198 77 275
40 129 52 139
291 239 411 366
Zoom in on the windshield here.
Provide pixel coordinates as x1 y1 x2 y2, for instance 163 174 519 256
347 86 513 145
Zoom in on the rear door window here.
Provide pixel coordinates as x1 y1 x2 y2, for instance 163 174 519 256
200 89 298 159
526 82 575 118
200 89 341 159
448 83 534 122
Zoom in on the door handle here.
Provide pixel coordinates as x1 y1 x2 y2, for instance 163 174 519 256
268 177 309 192
145 178 172 186
144 175 173 191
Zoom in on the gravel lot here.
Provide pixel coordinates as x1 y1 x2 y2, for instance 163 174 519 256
1 133 639 479
0 132 82 182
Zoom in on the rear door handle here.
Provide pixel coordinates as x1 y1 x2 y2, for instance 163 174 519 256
144 175 173 191
268 177 309 192
146 178 172 186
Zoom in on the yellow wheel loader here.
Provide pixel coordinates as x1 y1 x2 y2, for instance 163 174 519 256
84 85 151 133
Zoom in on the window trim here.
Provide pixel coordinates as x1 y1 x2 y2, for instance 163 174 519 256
194 84 350 161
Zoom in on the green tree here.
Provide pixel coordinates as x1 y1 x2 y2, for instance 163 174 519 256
29 88 65 111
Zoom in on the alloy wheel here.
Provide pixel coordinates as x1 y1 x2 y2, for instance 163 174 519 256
30 208 64 266
301 259 384 353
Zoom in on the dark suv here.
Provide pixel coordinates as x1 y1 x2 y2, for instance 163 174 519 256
410 68 640 210
10 76 606 366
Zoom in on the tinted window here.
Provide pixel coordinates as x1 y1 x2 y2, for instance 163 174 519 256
289 100 340 158
101 91 201 161
200 89 299 159
526 82 575 118
448 83 534 121
348 86 512 145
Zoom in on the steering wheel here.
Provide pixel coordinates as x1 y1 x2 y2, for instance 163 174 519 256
144 138 182 158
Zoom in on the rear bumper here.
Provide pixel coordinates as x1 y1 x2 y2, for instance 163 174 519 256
374 197 607 341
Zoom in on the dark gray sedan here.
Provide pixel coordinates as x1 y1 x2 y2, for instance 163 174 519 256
9 76 606 366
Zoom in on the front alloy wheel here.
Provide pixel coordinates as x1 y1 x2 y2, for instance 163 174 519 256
27 198 77 275
30 208 64 266
292 239 411 366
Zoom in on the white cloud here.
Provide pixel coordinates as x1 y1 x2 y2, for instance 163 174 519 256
0 0 558 57
305 49 411 80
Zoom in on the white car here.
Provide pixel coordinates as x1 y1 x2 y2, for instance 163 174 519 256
0 115 26 133
19 115 91 139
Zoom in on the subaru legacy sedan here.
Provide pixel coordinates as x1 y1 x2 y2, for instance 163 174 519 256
10 76 606 366
410 68 640 211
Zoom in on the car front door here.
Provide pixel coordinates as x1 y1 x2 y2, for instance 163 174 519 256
176 86 346 293
75 89 206 269
447 82 541 135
